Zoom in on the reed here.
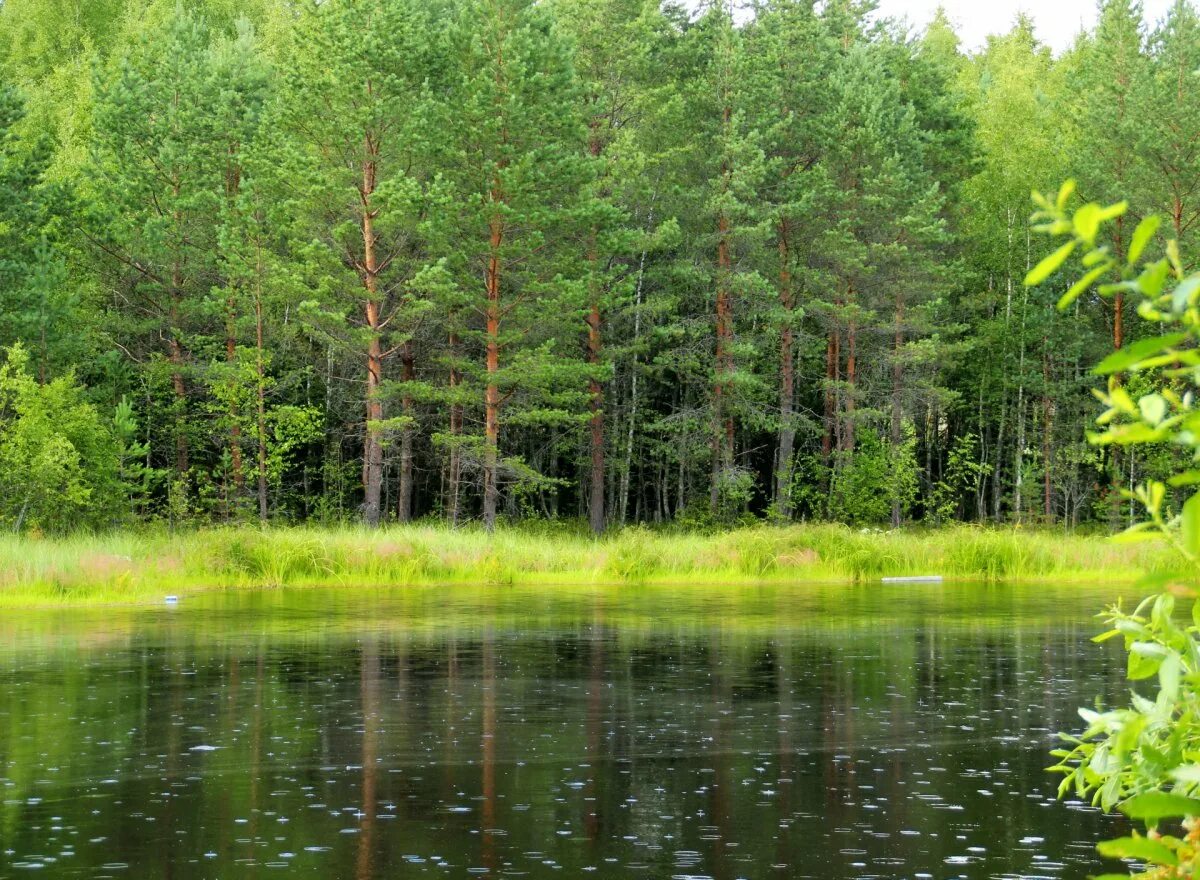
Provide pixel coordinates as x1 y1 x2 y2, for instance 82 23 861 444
0 522 1170 606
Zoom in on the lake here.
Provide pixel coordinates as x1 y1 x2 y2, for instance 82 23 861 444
0 582 1134 878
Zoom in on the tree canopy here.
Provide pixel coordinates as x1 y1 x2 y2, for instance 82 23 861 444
0 0 1193 532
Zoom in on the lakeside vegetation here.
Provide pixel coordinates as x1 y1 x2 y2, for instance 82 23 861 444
0 524 1173 606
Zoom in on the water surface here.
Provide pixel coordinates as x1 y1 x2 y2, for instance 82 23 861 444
0 582 1135 878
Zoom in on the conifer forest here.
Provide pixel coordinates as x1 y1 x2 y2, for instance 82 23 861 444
0 0 1195 534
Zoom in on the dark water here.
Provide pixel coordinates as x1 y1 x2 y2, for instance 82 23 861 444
0 582 1136 879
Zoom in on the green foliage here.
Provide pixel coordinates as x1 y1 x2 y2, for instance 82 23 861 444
1 0 1199 533
828 427 919 525
929 433 992 523
0 344 124 533
1038 183 1200 877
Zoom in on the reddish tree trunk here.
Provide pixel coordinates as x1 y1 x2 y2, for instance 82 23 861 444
224 155 244 502
587 296 605 534
226 300 244 503
397 341 415 523
823 328 837 465
483 202 503 532
361 134 385 527
776 220 796 518
447 325 463 526
168 243 189 480
891 289 904 527
711 210 734 511
844 289 857 455
586 130 606 535
168 334 189 477
167 177 190 483
710 90 735 513
254 279 268 522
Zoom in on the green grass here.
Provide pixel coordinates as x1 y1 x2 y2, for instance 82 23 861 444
0 522 1174 606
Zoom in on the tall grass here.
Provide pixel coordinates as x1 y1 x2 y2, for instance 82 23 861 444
0 523 1170 606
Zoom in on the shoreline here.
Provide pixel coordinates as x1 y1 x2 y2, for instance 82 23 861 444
0 523 1169 607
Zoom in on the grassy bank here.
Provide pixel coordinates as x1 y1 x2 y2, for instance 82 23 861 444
0 523 1173 606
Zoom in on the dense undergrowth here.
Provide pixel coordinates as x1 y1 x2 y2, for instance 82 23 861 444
0 523 1170 606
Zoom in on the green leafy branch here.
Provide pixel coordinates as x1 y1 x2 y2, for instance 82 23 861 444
1032 181 1200 878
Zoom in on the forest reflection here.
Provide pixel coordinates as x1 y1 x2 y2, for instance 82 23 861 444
0 583 1132 878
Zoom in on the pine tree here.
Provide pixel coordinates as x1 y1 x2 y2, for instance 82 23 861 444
1067 0 1149 349
87 7 231 501
279 0 447 526
670 2 768 516
0 83 79 378
444 0 591 531
743 0 836 518
203 20 271 515
548 0 657 532
1141 0 1200 258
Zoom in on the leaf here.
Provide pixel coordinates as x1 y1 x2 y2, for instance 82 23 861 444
1119 791 1200 822
1139 259 1173 297
1128 215 1161 266
1129 651 1163 680
1111 385 1138 413
1139 393 1168 426
1115 714 1149 757
1129 642 1168 680
1056 179 1076 211
1103 423 1170 445
1097 835 1178 865
1074 203 1102 244
1151 482 1167 513
1182 492 1200 558
1170 765 1200 783
1169 239 1183 277
1171 276 1200 313
1093 333 1189 375
1131 641 1170 659
1026 241 1077 287
1098 201 1129 223
1159 652 1182 703
1059 262 1113 310
1167 471 1200 487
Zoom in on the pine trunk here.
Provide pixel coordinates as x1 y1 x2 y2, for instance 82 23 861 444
397 341 415 523
710 90 734 513
774 220 796 519
822 327 837 466
586 129 605 535
226 298 244 503
169 182 189 481
224 154 244 503
483 205 503 533
447 325 463 527
587 296 605 534
361 134 384 528
254 279 268 522
711 209 734 511
168 333 189 477
891 289 904 528
844 286 857 455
